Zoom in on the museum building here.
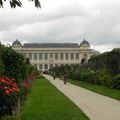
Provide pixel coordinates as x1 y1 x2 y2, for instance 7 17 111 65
12 39 99 71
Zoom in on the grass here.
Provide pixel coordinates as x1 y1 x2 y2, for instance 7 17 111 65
69 79 120 100
21 78 90 120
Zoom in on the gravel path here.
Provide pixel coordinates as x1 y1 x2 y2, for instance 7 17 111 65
43 74 120 120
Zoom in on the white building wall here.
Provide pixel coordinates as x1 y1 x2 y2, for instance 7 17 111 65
13 47 94 71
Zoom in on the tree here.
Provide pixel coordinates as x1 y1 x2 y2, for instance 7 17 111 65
0 44 5 76
25 57 30 65
0 0 41 8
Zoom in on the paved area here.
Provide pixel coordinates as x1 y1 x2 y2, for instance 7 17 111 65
43 74 120 120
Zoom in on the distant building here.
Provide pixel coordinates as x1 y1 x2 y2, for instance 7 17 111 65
12 39 99 71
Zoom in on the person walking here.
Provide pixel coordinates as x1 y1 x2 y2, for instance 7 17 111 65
53 72 56 80
63 71 68 85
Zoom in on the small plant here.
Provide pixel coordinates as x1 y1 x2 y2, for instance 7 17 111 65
1 116 17 120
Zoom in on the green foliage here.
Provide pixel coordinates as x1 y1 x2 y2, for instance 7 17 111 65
109 74 120 89
88 48 120 75
33 66 39 76
1 47 26 82
0 45 37 117
25 57 30 65
107 48 120 74
95 69 112 87
0 116 17 120
0 44 4 75
51 48 120 92
0 0 41 8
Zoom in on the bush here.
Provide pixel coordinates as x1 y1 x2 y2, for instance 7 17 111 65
69 68 95 84
96 69 112 87
1 116 17 120
1 47 27 82
0 46 36 117
0 44 5 76
0 77 21 117
109 74 120 89
69 69 81 80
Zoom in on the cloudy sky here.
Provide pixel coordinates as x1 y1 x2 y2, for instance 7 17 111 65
0 0 120 53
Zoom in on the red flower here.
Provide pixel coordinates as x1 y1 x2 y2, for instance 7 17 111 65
9 88 14 92
5 90 10 94
16 88 20 92
13 83 17 87
1 79 6 83
12 87 20 92
3 86 8 90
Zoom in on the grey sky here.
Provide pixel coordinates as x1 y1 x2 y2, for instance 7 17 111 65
0 0 120 52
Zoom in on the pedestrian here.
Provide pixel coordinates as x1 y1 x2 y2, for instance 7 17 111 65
53 75 55 80
63 71 68 85
53 72 56 80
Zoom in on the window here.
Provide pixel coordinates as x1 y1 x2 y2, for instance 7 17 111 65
55 53 58 59
55 64 58 67
39 53 43 60
50 64 53 69
50 53 53 58
34 53 37 60
44 53 48 60
70 53 74 60
28 53 32 60
45 64 48 69
39 64 42 69
65 53 69 60
60 53 63 60
76 53 79 59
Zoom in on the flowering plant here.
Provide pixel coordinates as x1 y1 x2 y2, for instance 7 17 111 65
0 77 21 117
0 77 20 95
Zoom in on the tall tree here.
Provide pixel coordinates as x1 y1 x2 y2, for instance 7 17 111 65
0 0 41 8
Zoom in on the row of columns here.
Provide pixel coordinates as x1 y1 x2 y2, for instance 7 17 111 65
25 53 80 60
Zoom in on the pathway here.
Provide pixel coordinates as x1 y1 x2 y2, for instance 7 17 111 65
43 74 120 120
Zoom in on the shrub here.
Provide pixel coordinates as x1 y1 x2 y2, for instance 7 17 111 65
1 47 27 83
0 77 20 117
0 46 36 117
95 69 112 87
0 44 5 76
1 116 17 120
109 74 120 89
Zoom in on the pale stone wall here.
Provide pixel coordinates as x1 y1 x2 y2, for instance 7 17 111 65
13 47 93 71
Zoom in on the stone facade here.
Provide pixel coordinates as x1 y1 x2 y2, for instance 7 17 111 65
12 39 99 71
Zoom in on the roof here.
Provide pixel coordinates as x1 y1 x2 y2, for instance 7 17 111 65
23 43 79 48
12 39 22 46
80 39 90 46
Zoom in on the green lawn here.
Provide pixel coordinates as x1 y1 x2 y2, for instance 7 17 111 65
69 79 120 100
21 78 90 120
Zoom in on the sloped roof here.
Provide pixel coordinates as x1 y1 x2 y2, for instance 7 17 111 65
23 43 79 48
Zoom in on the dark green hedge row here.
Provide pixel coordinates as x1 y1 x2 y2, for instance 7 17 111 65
69 68 120 89
88 48 120 75
53 48 120 90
